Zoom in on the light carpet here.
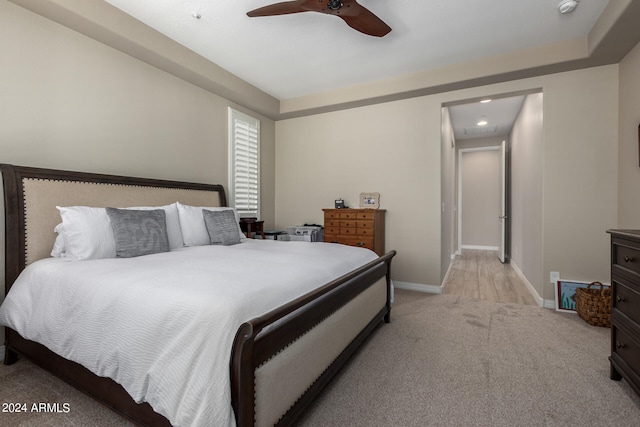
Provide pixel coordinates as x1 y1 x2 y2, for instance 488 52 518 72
297 290 640 426
1 289 639 426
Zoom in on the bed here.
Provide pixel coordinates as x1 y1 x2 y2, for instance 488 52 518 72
0 164 396 426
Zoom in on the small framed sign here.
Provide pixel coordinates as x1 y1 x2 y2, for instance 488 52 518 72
359 192 380 209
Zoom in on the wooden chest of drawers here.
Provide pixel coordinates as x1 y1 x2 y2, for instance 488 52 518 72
323 208 386 256
608 230 640 398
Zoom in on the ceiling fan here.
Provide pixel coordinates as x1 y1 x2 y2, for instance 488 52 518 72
247 0 392 37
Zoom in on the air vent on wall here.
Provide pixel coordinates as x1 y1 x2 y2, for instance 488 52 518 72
464 126 498 136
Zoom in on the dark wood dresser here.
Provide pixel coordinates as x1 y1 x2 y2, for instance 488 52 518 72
323 208 386 256
607 229 640 397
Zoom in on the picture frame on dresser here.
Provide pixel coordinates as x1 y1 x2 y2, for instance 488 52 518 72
359 192 380 209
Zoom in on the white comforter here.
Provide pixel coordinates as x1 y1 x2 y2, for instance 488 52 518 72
0 240 378 427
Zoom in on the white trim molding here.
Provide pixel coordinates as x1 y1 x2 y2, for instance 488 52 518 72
461 245 499 251
394 280 443 294
441 255 456 292
510 261 545 307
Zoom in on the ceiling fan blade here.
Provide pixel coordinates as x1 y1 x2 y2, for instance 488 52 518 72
338 1 391 37
247 0 392 37
247 1 310 17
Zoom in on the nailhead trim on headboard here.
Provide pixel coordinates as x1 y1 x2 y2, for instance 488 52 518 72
21 177 224 265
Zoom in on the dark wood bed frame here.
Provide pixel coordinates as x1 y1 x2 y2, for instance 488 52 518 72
1 164 396 426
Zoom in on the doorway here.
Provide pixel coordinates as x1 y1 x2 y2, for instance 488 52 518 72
445 93 527 263
441 90 544 304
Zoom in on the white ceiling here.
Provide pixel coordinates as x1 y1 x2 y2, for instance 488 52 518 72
103 0 608 101
101 1 609 140
448 96 526 141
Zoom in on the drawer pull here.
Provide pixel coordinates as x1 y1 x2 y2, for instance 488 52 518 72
624 255 635 263
356 242 365 247
616 342 626 349
616 295 626 303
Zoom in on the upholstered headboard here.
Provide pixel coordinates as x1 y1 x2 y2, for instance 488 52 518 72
1 164 226 292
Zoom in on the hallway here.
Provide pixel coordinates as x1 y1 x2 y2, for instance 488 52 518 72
443 249 538 306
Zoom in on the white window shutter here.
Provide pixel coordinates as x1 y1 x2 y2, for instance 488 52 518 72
229 108 260 218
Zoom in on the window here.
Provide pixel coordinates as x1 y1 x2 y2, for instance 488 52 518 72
228 107 260 218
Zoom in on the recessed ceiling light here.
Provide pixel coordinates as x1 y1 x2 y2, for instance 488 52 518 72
480 99 492 103
192 12 202 19
477 120 488 126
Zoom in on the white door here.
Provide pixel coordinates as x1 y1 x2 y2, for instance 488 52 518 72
498 140 508 263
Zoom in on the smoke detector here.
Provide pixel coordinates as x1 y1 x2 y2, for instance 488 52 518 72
558 0 579 14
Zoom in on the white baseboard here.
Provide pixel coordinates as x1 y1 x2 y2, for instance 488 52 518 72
461 245 499 251
393 280 442 294
510 261 545 307
441 256 456 291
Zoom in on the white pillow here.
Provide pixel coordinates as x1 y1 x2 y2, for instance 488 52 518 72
57 206 115 260
50 223 67 258
56 203 185 260
176 202 245 246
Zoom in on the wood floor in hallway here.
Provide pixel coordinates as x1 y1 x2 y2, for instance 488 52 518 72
443 249 538 306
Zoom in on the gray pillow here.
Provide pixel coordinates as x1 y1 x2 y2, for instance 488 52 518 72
106 208 170 258
203 209 242 246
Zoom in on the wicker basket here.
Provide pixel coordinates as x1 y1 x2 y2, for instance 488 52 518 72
574 281 611 327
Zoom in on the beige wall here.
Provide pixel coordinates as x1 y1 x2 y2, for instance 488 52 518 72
275 97 442 286
541 66 618 299
510 93 544 297
276 65 619 295
0 1 275 188
618 41 640 227
0 2 276 323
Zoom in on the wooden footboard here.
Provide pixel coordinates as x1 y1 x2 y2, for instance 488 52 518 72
231 250 395 426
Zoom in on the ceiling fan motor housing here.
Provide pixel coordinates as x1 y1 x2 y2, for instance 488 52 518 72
327 0 343 11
